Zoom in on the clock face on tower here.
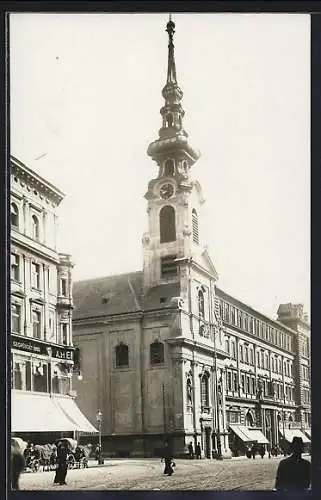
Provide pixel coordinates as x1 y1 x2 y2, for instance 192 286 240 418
159 183 174 199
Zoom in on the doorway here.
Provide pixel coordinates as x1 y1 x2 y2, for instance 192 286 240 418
205 427 212 459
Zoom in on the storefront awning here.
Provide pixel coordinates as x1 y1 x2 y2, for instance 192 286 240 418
11 392 98 434
229 425 256 443
247 429 269 444
279 428 310 444
11 392 76 433
304 429 311 439
53 396 98 434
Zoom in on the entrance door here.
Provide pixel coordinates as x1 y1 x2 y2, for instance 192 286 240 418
205 427 212 459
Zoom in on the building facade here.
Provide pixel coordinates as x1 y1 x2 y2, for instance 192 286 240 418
10 155 96 443
72 19 310 458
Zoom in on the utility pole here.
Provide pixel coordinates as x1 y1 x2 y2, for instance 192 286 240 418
213 323 222 460
162 382 166 443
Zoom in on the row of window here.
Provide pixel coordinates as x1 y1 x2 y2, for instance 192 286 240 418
11 252 68 296
115 341 165 368
159 206 199 245
220 300 293 352
11 358 70 394
225 369 294 401
11 302 68 345
11 202 41 240
225 337 293 375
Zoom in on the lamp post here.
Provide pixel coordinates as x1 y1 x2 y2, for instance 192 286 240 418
162 382 166 443
96 409 103 464
213 324 222 460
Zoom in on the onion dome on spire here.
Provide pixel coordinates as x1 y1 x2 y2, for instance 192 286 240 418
147 15 200 167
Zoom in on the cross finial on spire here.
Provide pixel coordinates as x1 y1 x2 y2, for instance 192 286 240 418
166 14 175 45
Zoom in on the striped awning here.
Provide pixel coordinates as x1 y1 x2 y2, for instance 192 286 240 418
11 391 98 434
279 428 310 444
229 425 256 443
247 429 269 444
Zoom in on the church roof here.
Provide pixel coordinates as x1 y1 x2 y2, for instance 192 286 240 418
73 271 180 321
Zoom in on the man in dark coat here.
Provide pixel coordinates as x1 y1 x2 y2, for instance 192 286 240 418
195 442 202 459
11 441 25 490
53 441 68 485
275 436 311 491
188 442 194 459
161 442 174 476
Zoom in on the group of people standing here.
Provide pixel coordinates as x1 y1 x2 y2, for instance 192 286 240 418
188 441 202 459
11 435 310 491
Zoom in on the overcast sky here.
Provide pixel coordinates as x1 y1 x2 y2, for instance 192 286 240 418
10 13 310 319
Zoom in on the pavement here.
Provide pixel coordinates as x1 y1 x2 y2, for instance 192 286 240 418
18 454 311 491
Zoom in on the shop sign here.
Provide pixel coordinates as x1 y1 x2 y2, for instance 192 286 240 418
11 334 74 360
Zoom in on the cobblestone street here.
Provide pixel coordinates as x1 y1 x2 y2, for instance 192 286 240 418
18 455 305 491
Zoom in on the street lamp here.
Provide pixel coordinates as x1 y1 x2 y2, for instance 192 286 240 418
96 409 103 464
213 324 223 460
162 382 166 443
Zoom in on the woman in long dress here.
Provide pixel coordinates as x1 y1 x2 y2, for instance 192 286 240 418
53 442 68 485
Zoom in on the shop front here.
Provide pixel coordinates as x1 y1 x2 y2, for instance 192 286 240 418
278 428 310 454
11 334 97 444
229 424 269 457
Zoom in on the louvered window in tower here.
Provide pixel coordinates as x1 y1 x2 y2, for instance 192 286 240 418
161 255 177 277
160 205 176 243
192 209 199 244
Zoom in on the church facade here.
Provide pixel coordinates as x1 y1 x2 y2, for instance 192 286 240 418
72 18 310 458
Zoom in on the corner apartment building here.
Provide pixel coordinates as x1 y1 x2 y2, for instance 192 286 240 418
10 155 96 443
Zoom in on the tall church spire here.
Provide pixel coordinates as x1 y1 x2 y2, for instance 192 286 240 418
147 15 200 169
165 14 177 85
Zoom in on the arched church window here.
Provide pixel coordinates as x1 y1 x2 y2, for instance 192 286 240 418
166 113 173 127
192 209 199 244
164 159 174 176
116 343 129 368
11 202 19 228
160 205 176 243
186 377 193 405
198 289 205 318
150 340 164 365
200 373 209 408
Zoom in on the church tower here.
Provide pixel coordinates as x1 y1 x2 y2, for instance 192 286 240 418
143 16 217 292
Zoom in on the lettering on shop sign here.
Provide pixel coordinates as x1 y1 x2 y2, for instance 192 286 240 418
11 334 74 360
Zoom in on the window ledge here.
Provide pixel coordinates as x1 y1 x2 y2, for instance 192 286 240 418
150 363 165 369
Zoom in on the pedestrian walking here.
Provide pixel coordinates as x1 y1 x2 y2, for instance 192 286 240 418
161 441 174 476
195 442 202 459
188 442 194 459
259 445 265 459
11 441 25 490
251 444 256 459
267 444 271 459
53 441 68 485
275 436 311 491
